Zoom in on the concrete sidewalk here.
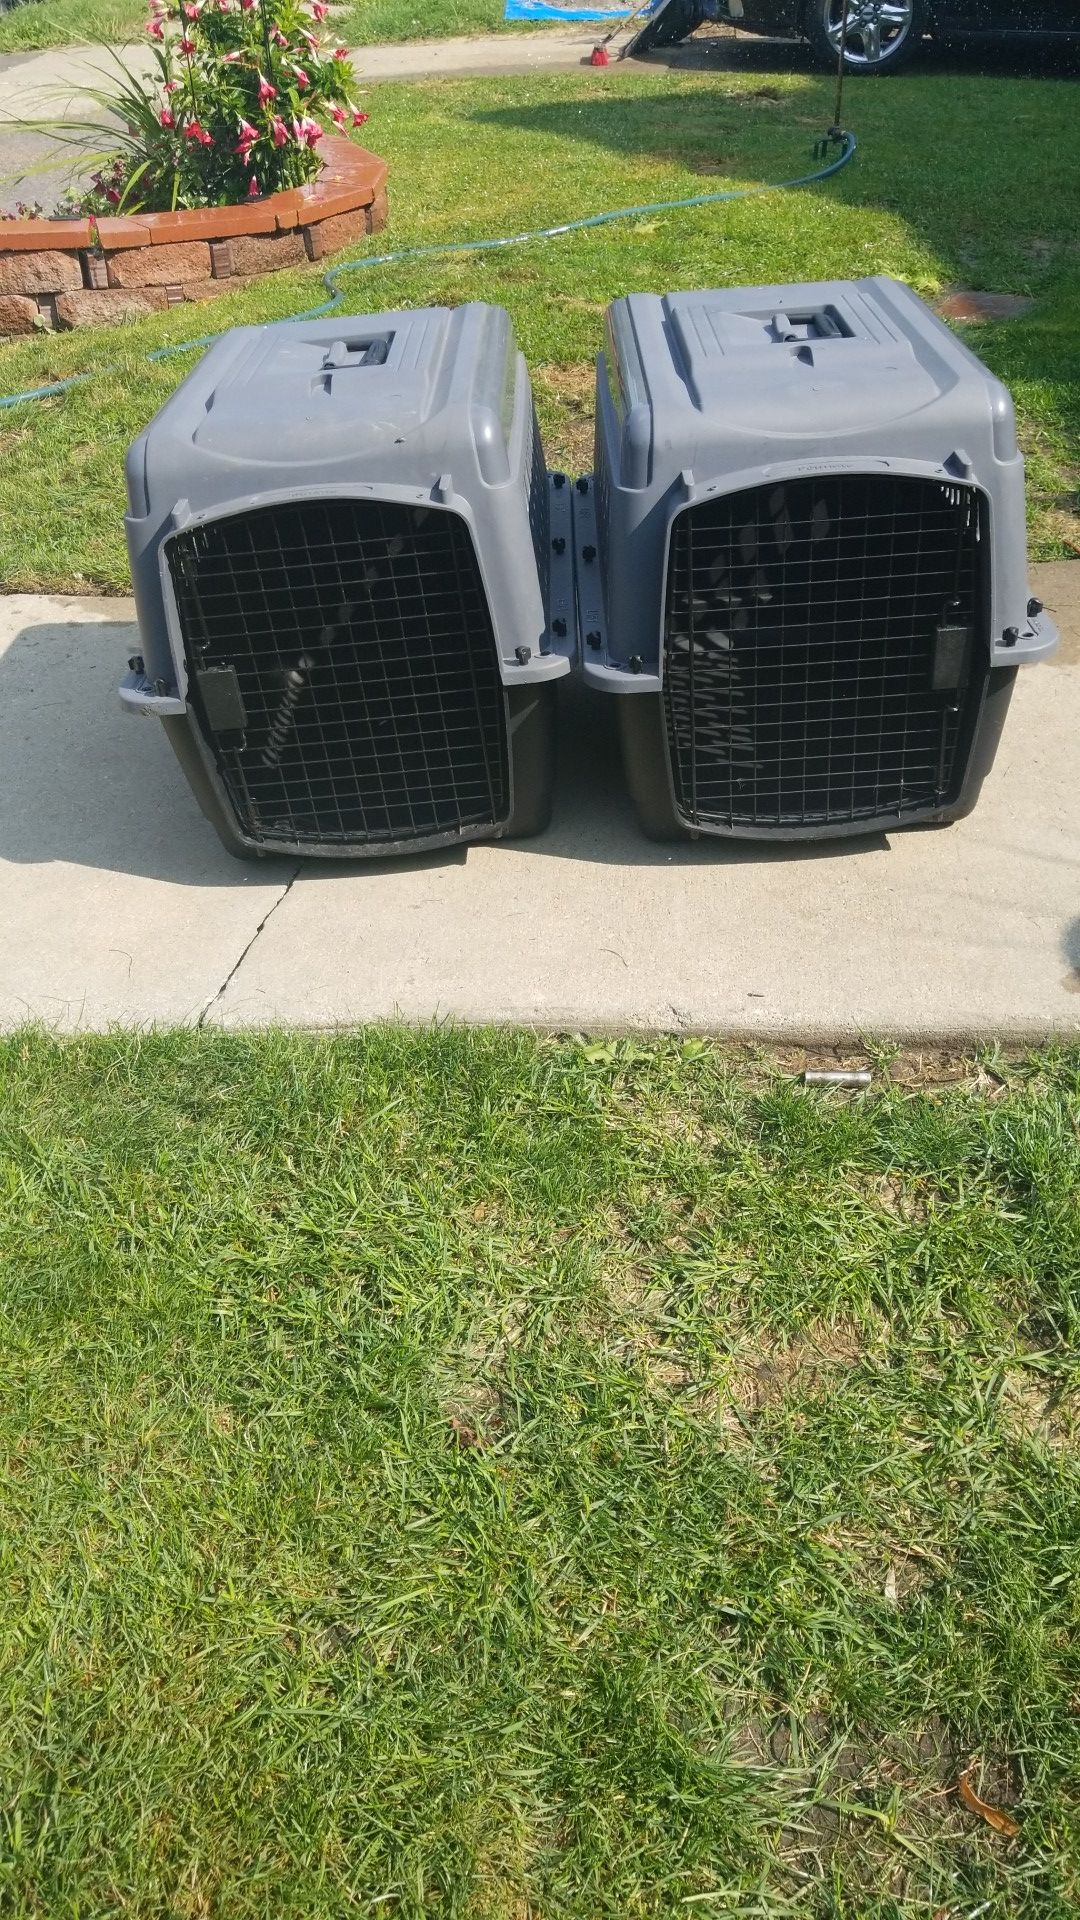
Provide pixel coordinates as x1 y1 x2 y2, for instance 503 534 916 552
1 566 1077 1038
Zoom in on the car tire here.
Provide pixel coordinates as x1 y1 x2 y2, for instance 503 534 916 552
628 0 704 54
802 0 928 75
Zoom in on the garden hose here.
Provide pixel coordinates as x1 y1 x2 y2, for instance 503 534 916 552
0 130 855 412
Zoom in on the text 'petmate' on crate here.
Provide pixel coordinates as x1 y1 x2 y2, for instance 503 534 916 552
575 276 1056 841
122 304 574 858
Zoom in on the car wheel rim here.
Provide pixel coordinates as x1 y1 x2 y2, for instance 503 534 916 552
823 0 914 66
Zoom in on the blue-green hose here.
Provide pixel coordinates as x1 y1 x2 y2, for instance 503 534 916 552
0 131 854 412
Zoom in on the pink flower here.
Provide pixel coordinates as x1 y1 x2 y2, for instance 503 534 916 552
185 119 212 144
222 47 241 59
270 114 288 146
178 34 197 52
182 2 200 16
290 115 320 148
105 186 121 204
329 103 345 126
248 175 259 196
146 19 164 36
257 73 276 102
311 0 329 16
163 77 180 90
334 46 348 59
299 28 318 47
241 0 255 9
270 25 288 44
159 106 175 127
291 65 310 88
352 108 369 126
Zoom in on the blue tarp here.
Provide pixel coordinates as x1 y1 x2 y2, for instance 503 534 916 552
504 0 651 20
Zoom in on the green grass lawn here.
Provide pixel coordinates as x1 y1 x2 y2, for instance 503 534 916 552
0 63 1077 591
0 0 144 52
0 0 522 54
1 1028 1079 1917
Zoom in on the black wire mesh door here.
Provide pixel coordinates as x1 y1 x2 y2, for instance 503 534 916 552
169 497 510 849
662 474 989 831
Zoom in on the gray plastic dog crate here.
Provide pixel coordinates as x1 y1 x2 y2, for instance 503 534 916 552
122 304 574 858
575 275 1057 840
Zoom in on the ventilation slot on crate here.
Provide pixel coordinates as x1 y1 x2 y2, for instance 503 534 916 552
169 496 509 849
526 405 551 602
662 474 988 831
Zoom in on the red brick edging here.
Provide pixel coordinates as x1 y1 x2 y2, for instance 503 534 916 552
0 139 388 335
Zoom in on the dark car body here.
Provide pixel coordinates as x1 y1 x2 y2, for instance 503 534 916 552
723 0 1076 43
627 0 1080 63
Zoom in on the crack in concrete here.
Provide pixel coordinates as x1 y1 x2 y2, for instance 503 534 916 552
197 862 303 1027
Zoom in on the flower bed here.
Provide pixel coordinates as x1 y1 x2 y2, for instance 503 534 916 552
0 0 387 336
0 137 387 335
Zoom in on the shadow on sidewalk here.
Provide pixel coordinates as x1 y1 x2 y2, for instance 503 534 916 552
0 611 891 885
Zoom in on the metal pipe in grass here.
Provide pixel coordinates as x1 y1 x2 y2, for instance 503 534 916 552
804 1069 873 1088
